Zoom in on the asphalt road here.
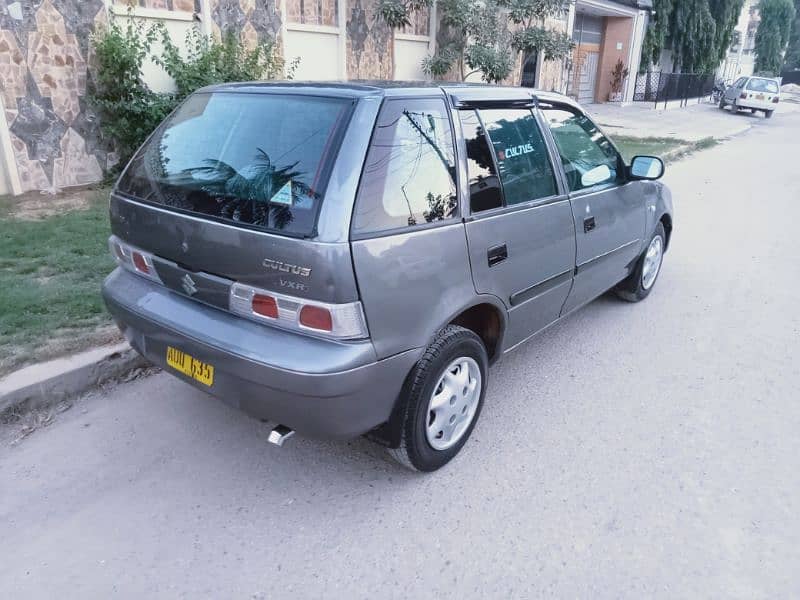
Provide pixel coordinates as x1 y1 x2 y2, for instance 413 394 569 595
3 104 800 599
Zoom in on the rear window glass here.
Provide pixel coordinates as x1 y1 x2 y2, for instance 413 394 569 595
746 78 779 93
116 92 352 237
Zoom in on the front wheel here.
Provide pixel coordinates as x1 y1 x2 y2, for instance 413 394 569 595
388 325 488 472
615 222 666 302
718 97 726 109
765 110 774 119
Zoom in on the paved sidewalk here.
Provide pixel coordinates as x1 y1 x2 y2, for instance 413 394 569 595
586 97 799 141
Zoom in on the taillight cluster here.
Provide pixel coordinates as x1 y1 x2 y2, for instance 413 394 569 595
109 236 161 283
109 235 369 340
229 283 369 340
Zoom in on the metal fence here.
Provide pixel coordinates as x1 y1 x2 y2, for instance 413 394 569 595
632 72 717 108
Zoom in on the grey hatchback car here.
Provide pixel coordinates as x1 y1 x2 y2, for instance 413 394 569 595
103 81 672 471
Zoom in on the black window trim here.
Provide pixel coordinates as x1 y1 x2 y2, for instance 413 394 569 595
462 104 565 221
350 94 462 240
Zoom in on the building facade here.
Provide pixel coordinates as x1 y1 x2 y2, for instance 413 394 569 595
0 0 650 196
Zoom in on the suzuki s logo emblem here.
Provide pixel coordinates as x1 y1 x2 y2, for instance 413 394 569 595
262 258 311 277
181 274 198 296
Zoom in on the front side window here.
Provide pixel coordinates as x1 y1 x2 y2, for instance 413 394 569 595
541 105 623 192
479 108 558 205
117 92 352 237
353 98 457 234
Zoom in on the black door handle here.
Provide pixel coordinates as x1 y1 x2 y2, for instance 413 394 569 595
488 244 508 267
583 216 596 233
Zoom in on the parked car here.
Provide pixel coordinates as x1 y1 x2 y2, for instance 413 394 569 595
719 76 781 118
103 82 673 471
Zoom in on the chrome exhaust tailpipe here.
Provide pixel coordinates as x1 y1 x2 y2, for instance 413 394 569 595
268 424 295 446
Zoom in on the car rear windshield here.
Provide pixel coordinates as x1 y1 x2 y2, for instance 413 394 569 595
116 92 353 237
746 78 779 93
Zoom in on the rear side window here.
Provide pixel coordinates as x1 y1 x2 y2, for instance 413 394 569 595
117 92 352 237
352 98 457 234
746 78 779 93
478 108 557 205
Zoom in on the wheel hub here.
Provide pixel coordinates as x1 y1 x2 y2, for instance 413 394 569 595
642 235 664 290
425 357 481 451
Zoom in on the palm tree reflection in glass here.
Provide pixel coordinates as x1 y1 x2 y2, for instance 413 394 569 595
185 148 316 231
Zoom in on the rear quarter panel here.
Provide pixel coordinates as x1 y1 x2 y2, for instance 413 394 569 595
351 223 478 359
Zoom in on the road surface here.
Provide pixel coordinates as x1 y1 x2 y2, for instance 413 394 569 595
2 104 799 599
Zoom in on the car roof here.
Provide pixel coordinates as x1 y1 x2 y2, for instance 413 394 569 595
198 80 581 108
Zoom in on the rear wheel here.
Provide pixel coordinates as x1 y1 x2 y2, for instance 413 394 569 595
765 110 774 119
615 222 666 303
388 325 488 472
718 97 726 109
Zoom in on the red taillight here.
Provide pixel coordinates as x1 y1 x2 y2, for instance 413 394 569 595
132 251 150 273
299 305 333 331
252 294 278 319
772 96 779 103
740 92 747 99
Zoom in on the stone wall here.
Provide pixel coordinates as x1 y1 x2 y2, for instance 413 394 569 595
1 0 107 192
0 0 286 194
346 0 392 79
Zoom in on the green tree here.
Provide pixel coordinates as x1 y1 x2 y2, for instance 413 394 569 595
782 0 800 69
754 0 796 74
641 0 674 69
669 0 717 72
376 0 573 83
708 0 746 66
640 0 744 73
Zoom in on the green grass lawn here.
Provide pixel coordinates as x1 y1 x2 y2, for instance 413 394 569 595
0 188 118 376
612 135 718 162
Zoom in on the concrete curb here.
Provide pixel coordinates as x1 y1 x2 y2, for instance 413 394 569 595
0 343 149 419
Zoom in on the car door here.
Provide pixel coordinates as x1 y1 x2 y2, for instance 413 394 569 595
725 77 746 103
457 102 576 352
539 102 646 314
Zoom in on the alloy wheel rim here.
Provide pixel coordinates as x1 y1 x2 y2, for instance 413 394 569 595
425 357 482 451
641 235 664 290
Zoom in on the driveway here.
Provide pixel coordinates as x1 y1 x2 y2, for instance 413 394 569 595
2 107 799 599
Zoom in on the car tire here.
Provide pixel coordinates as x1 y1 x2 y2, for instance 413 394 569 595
614 222 666 303
718 97 726 109
766 110 774 119
731 101 739 112
388 325 488 472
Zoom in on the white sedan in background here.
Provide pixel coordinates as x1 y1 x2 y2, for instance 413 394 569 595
720 76 781 118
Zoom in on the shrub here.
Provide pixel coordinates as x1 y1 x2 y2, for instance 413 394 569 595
89 15 174 165
90 11 292 167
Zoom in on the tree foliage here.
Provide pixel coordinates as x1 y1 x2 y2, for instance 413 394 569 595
754 0 797 74
641 0 745 73
90 12 288 165
784 0 800 69
377 0 573 83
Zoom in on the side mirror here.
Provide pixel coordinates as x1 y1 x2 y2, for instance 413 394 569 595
581 164 613 187
629 155 664 180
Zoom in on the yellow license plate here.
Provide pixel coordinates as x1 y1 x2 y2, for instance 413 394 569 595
756 94 765 100
166 346 214 386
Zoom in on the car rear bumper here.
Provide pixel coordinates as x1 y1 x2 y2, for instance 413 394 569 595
102 268 421 439
735 98 777 110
